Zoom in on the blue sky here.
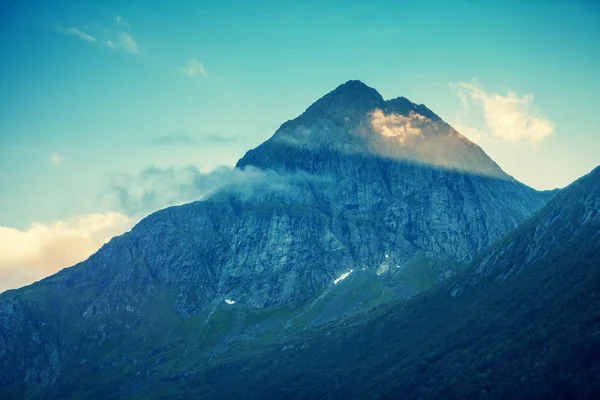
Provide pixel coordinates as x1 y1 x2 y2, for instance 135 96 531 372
0 0 599 290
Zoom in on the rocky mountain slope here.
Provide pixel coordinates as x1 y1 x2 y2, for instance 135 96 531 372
0 81 554 398
155 166 600 400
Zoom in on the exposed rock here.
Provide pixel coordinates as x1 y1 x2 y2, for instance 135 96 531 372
0 81 555 398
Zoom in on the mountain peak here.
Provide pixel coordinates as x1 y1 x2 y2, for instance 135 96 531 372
330 80 383 102
299 80 385 121
238 80 509 179
336 79 374 91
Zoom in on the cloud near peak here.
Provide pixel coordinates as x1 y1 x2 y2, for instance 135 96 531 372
369 109 426 143
457 82 554 143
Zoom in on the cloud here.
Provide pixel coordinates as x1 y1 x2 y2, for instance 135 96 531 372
0 165 326 293
106 166 242 217
149 132 238 145
182 58 207 78
117 32 139 54
369 109 426 143
50 153 64 164
452 124 484 144
54 24 98 43
200 134 238 144
456 82 555 143
54 20 139 54
0 212 132 293
150 132 196 145
105 165 327 218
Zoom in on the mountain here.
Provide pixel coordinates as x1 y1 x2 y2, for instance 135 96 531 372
148 166 600 399
237 80 507 178
0 81 554 398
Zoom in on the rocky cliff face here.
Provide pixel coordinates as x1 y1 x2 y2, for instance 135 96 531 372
0 80 555 398
172 171 600 400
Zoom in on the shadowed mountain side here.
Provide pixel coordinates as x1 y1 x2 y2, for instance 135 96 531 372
151 166 600 400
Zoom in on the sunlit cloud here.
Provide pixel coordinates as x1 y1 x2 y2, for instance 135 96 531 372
0 212 133 293
456 82 555 143
452 124 484 144
50 153 64 164
369 109 426 143
182 58 207 78
54 24 98 43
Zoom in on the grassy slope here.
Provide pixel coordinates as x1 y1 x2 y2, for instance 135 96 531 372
175 217 600 400
7 252 460 400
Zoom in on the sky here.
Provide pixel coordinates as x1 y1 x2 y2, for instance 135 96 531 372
1 0 599 291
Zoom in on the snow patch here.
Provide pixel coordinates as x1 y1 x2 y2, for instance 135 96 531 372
224 299 235 305
376 264 389 276
385 254 389 259
334 270 353 284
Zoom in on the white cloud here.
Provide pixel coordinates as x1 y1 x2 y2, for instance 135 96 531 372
182 58 207 78
54 20 139 54
54 24 98 43
50 153 64 164
117 32 139 54
452 124 484 144
457 82 555 143
369 109 426 143
0 212 133 293
107 165 257 217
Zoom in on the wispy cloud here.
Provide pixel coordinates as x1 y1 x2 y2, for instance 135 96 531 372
182 58 207 78
117 32 139 54
50 152 64 164
150 131 237 145
54 17 140 55
105 165 327 218
200 134 237 144
54 24 98 43
369 109 427 143
150 132 196 145
456 82 555 143
0 212 132 293
106 166 240 216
